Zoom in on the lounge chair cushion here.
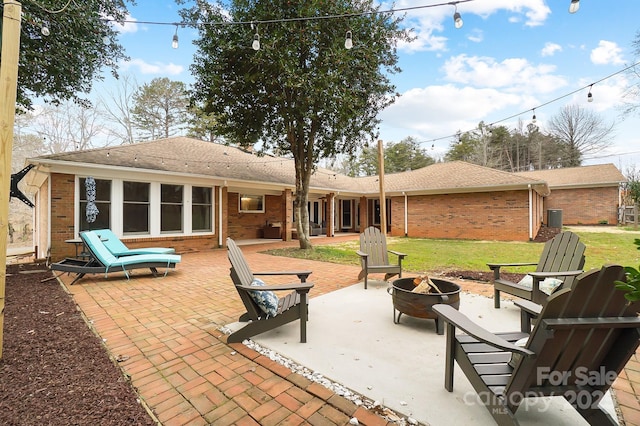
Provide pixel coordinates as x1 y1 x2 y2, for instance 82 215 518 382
248 278 279 317
517 275 563 295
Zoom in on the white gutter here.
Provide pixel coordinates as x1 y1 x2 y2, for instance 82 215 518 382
528 184 533 241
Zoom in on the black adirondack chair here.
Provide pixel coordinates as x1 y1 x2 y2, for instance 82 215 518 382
434 264 640 425
489 231 585 308
226 238 313 343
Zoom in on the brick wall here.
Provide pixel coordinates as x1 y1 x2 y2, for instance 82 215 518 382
227 193 284 239
390 190 532 241
543 186 619 225
50 173 76 260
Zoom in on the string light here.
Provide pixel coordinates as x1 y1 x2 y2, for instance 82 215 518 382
569 0 580 14
453 5 463 29
251 22 260 50
587 85 593 103
531 109 537 124
40 21 50 36
172 25 179 49
344 30 353 49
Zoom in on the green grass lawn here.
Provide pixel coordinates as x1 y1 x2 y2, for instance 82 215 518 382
263 229 640 275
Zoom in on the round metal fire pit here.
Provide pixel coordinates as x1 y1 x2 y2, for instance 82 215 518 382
389 278 461 334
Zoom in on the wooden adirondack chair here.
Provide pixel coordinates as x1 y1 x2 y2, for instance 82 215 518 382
489 231 586 308
433 265 640 426
357 226 407 289
226 238 314 343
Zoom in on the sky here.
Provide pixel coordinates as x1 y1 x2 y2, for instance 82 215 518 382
93 0 640 170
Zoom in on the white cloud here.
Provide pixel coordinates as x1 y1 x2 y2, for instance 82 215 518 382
441 54 567 94
120 58 184 76
396 0 551 53
591 40 625 65
379 84 525 139
541 42 562 57
111 14 138 34
467 29 483 43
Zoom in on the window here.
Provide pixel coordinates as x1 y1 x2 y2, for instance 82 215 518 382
161 184 183 232
373 199 391 226
192 186 212 232
79 178 111 231
123 181 150 234
239 194 264 213
342 200 352 229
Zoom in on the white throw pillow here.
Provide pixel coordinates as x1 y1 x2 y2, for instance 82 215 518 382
517 275 563 295
508 337 529 368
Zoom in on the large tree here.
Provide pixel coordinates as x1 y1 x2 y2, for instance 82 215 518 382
351 137 435 176
9 0 132 110
131 77 189 140
546 104 615 167
179 0 411 248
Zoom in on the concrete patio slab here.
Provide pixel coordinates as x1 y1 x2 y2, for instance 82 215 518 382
248 279 618 425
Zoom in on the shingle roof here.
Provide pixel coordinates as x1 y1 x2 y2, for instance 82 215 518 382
514 164 626 188
28 136 552 195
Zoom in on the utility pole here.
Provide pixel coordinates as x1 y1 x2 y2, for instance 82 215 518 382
0 0 22 359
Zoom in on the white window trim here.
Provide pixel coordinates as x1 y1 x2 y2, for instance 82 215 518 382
76 177 215 238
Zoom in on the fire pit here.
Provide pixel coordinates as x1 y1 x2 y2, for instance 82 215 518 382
389 277 461 334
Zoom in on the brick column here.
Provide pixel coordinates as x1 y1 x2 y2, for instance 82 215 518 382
218 186 228 247
359 197 367 232
49 173 76 261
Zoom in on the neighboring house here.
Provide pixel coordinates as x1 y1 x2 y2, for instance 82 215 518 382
22 137 622 261
515 164 626 226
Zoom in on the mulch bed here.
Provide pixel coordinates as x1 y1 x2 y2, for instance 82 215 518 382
0 263 155 426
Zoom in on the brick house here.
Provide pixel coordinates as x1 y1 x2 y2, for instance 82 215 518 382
515 164 625 226
23 137 624 261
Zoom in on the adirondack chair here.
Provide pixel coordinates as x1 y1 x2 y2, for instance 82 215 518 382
357 226 407 289
226 238 314 343
489 231 585 308
433 265 640 426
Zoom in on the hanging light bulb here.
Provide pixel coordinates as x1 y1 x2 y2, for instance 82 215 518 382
252 32 260 50
41 21 50 36
172 25 179 49
344 30 353 49
569 0 580 13
587 85 594 102
532 109 537 124
453 5 463 29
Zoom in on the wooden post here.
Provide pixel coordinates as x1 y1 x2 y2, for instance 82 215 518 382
0 0 22 359
378 139 387 235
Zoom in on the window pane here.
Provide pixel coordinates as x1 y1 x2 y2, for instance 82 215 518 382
80 202 111 231
124 181 149 202
123 204 149 233
192 186 211 204
192 205 211 231
123 181 149 233
192 187 212 232
161 184 183 232
239 194 264 212
79 178 111 231
162 184 183 203
161 204 183 232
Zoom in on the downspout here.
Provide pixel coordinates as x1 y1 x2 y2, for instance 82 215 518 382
331 195 335 237
528 184 533 241
403 192 408 237
218 184 224 248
